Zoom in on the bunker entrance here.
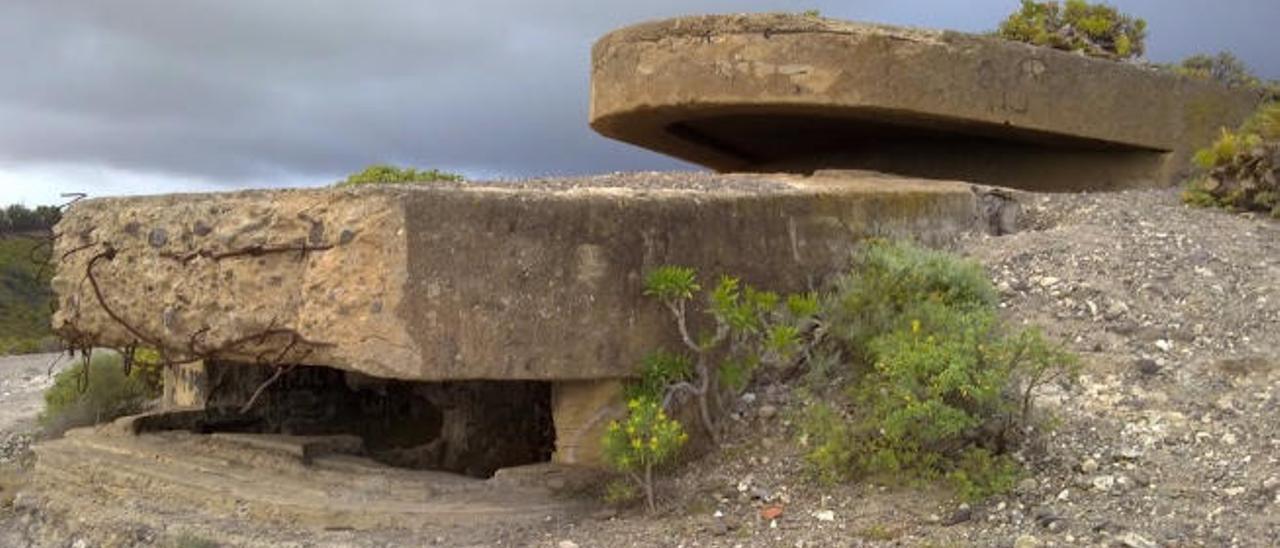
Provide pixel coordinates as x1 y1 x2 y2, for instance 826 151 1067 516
154 362 555 478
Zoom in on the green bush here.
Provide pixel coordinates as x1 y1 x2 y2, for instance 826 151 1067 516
1183 103 1280 218
640 266 816 444
825 240 995 359
996 0 1146 60
334 164 464 187
39 352 156 435
601 397 689 511
801 241 1076 500
1172 52 1261 88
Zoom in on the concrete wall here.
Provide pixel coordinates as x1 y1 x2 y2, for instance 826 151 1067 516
52 172 984 383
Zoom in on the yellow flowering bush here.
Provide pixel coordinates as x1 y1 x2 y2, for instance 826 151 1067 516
601 397 688 511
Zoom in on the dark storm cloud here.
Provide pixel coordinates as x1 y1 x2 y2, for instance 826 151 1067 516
1 0 1277 202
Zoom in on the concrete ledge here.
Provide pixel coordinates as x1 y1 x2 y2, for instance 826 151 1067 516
52 172 983 382
590 14 1260 190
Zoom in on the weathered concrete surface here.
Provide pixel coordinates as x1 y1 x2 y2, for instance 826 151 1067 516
31 427 590 533
52 172 984 382
551 379 625 465
590 14 1261 191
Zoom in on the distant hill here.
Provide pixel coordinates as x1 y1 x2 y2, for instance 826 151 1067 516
0 235 56 354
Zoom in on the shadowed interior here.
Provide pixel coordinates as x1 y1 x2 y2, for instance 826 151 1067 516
145 362 556 478
664 112 1169 190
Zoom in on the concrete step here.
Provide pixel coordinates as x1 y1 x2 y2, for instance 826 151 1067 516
32 427 589 532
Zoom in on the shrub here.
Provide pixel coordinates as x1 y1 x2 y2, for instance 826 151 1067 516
1173 52 1260 89
824 240 995 359
39 352 155 436
996 0 1146 60
641 266 816 444
334 164 463 187
801 241 1076 500
1182 103 1280 218
601 397 689 511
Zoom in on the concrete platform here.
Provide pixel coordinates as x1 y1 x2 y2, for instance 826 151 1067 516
590 14 1261 191
31 426 594 532
51 171 984 382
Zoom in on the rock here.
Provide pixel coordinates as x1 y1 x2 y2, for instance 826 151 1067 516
1013 534 1040 548
1032 506 1061 529
1092 475 1116 492
741 392 757 404
1116 447 1143 461
1117 532 1157 548
1134 359 1161 376
1018 477 1038 493
1105 300 1130 319
558 541 580 548
813 509 835 522
1154 339 1173 352
750 486 772 501
758 405 778 419
760 505 784 521
1038 277 1060 288
1080 457 1100 474
943 507 972 526
710 520 729 536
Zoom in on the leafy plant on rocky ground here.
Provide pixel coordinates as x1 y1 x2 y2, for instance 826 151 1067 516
799 241 1077 500
601 267 817 509
39 351 163 436
333 164 464 187
1182 103 1280 218
600 397 688 512
640 266 818 445
996 0 1146 60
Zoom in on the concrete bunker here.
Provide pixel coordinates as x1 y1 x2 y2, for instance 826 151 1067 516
47 173 987 476
36 11 1262 529
590 14 1262 191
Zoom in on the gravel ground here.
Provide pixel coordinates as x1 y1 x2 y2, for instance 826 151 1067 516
2 188 1277 547
0 353 74 464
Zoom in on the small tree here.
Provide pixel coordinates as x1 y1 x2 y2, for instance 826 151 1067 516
997 0 1147 60
601 397 688 512
642 266 816 445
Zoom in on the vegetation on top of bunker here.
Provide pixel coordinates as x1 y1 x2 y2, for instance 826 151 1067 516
996 0 1146 60
333 164 464 187
1183 102 1280 218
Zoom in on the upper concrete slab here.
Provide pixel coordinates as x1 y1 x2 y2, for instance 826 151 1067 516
590 14 1261 191
52 172 983 382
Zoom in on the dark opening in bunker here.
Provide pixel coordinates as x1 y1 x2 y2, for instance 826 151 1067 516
663 111 1169 191
150 361 555 479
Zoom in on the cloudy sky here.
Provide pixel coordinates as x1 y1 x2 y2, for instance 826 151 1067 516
1 0 1277 206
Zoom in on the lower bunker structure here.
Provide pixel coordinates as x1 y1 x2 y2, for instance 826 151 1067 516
49 172 988 474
